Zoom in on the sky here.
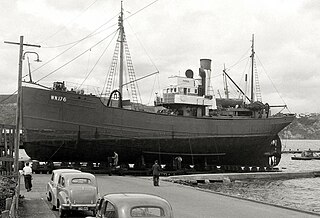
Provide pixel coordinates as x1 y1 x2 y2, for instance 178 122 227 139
0 0 320 114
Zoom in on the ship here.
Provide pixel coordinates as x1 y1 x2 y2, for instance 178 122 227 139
21 3 294 170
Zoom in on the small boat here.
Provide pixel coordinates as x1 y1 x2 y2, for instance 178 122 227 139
291 150 320 160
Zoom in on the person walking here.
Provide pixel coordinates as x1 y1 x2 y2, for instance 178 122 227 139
22 162 33 192
152 160 161 186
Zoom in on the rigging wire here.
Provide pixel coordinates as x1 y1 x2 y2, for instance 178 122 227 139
0 91 17 104
37 0 99 45
42 0 160 49
78 29 119 89
41 19 119 49
256 54 290 112
226 47 251 71
126 19 158 105
125 0 160 21
36 29 119 83
126 19 159 72
24 0 161 93
147 73 158 105
22 13 120 81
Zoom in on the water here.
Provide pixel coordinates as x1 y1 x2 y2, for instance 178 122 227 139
199 140 320 214
279 139 320 172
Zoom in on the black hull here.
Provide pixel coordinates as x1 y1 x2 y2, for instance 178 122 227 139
24 135 277 166
22 86 294 168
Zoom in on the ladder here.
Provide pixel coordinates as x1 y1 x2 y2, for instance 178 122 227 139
253 60 262 102
124 33 139 105
105 34 120 98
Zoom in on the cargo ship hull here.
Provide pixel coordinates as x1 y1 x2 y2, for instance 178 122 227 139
22 86 294 168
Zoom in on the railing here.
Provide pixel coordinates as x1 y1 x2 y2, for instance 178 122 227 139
0 124 18 218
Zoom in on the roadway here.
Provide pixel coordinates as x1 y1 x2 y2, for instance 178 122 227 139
19 174 320 218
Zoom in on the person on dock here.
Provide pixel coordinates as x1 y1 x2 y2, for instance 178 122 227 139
175 156 182 170
22 162 32 192
152 160 161 186
112 152 118 166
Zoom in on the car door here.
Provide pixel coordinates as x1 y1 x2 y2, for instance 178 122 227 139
47 172 57 206
102 201 116 218
57 175 67 206
95 198 105 218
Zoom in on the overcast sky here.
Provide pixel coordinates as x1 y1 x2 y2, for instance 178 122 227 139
1 0 319 114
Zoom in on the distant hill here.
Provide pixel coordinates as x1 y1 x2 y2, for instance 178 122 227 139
0 94 16 125
279 113 320 139
0 95 319 139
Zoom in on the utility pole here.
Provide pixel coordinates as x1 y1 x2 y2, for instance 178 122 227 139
4 36 40 212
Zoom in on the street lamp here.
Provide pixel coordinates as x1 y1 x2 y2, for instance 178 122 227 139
23 51 41 82
23 51 41 62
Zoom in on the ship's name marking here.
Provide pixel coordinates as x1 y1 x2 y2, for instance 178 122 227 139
51 95 66 102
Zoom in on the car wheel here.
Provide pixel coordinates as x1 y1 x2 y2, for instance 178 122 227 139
58 205 66 217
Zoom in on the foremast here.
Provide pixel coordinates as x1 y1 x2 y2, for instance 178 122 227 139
118 1 124 103
105 1 140 108
250 34 255 103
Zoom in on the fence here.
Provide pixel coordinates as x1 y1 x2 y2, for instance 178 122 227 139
0 124 18 218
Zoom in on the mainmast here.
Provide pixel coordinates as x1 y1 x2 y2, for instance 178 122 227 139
250 34 255 103
118 1 124 101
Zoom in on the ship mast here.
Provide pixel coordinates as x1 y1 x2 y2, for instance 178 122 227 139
250 34 255 103
118 1 124 104
223 64 229 99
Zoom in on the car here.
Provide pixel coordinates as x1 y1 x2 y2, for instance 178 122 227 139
57 172 99 217
86 193 174 218
46 169 81 210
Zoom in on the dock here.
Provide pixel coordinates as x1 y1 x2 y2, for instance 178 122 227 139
167 170 320 184
18 173 320 218
282 149 320 154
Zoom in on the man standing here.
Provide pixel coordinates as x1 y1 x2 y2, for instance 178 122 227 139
152 160 161 186
22 162 32 192
112 152 118 166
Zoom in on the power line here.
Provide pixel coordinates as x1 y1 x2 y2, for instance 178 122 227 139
78 29 119 89
37 0 100 44
36 29 119 83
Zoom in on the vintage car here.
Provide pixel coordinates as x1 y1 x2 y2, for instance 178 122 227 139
57 172 99 217
46 169 81 210
86 193 174 218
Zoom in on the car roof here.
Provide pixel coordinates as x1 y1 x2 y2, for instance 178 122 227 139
61 172 95 179
102 193 171 208
52 169 81 174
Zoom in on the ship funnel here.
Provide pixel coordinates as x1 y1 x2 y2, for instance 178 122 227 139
200 59 211 70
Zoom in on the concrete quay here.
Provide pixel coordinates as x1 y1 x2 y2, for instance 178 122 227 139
167 170 320 184
18 174 320 218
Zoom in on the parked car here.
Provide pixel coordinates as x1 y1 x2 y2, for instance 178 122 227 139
46 169 81 210
57 172 99 217
87 193 174 218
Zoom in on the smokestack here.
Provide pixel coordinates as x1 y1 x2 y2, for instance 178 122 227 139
199 59 212 96
200 59 211 70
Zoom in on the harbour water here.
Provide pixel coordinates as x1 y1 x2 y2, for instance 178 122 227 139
198 139 320 214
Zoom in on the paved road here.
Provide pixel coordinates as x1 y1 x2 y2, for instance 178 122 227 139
20 174 320 218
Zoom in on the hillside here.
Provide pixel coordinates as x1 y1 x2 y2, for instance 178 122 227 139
279 113 320 139
0 95 319 139
0 95 16 125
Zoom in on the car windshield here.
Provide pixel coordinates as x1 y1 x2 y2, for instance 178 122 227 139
71 178 91 184
131 206 164 217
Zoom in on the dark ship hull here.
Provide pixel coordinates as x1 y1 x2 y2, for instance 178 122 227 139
22 85 294 168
